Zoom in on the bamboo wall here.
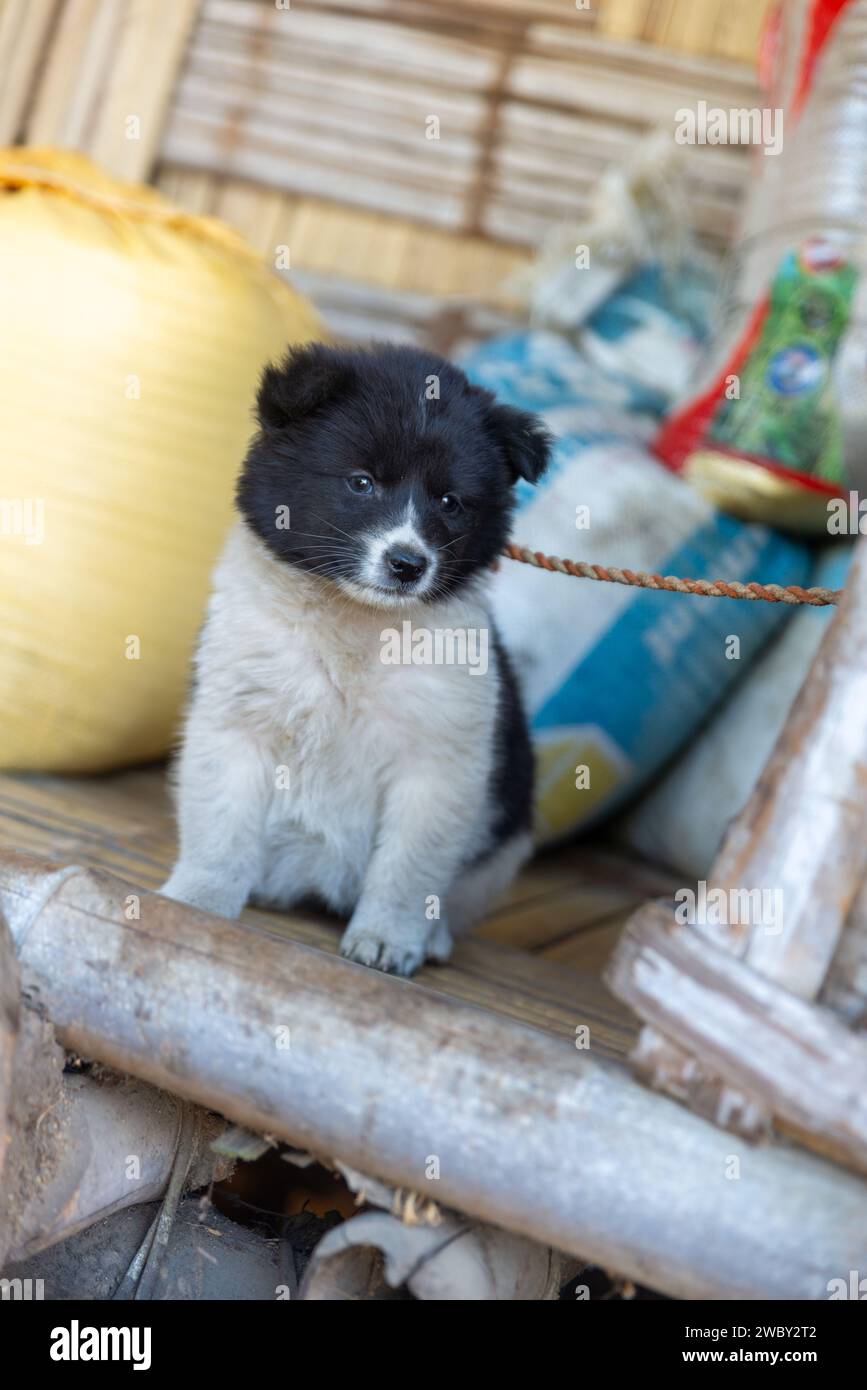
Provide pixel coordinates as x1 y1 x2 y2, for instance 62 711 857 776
1 0 771 311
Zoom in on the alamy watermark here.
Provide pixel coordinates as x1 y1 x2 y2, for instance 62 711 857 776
827 1270 867 1299
0 498 44 545
380 622 488 675
675 880 783 935
827 491 867 535
50 1321 151 1370
674 101 783 157
0 1277 44 1300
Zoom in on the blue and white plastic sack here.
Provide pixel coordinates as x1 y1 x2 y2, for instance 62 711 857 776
616 546 854 876
463 327 814 846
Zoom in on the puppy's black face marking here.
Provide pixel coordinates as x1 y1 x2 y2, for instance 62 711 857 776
236 342 551 606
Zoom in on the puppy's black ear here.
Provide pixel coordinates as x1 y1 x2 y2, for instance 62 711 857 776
485 401 552 484
257 344 354 430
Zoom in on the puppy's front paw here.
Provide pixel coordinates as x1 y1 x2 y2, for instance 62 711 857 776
340 929 426 977
338 916 424 977
339 910 451 976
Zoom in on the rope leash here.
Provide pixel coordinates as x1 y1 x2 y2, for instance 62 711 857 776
502 543 842 607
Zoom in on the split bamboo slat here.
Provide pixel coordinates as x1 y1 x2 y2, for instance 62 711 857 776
0 0 59 144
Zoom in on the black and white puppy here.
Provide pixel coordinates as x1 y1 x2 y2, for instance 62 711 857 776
161 342 551 975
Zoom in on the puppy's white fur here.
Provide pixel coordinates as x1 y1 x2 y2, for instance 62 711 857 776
162 522 530 973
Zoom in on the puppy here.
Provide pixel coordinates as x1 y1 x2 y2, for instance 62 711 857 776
161 342 551 975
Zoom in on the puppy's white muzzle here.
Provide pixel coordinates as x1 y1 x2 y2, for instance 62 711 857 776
358 515 437 600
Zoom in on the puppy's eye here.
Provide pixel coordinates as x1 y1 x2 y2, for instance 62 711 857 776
347 474 374 495
440 493 461 514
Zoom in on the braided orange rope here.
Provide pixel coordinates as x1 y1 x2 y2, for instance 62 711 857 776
502 543 841 607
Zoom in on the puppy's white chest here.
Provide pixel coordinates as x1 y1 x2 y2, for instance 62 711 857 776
200 524 499 862
269 635 471 797
259 629 492 915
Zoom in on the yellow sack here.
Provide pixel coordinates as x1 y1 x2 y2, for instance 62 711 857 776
0 150 321 771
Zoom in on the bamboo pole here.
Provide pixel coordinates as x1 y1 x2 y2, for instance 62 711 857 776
606 900 867 1173
606 538 867 1140
707 537 867 996
822 877 867 1027
4 852 867 1300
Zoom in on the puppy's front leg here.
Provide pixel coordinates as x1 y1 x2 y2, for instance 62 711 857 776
161 723 271 919
340 758 479 976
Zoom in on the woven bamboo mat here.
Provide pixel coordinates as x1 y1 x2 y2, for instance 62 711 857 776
1 0 769 308
157 0 762 250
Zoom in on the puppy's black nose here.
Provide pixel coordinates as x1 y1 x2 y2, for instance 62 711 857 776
385 547 428 583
